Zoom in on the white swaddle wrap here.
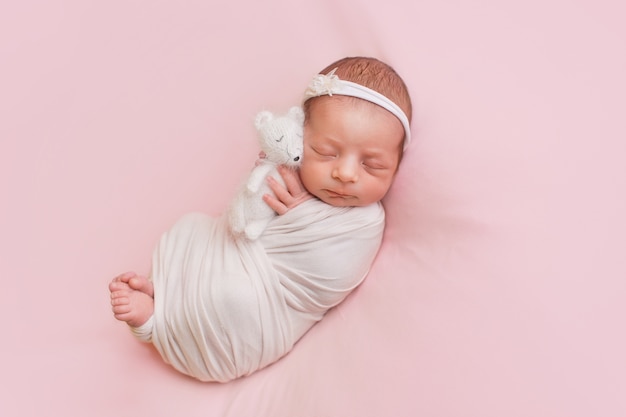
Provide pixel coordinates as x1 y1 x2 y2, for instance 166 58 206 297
132 198 385 382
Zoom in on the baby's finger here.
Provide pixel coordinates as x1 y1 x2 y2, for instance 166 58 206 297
262 192 288 215
278 166 305 195
267 175 293 204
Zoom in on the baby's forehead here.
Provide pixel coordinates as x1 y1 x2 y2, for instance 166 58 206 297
307 96 398 125
306 95 404 146
315 94 379 110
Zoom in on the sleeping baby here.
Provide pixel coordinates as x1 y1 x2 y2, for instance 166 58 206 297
108 56 413 382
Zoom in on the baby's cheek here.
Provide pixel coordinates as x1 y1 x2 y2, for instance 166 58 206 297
299 158 318 176
298 164 313 187
301 172 325 200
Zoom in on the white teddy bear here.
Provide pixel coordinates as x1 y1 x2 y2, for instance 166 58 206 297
228 106 305 240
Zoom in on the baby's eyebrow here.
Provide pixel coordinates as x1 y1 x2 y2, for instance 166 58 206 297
362 149 388 158
316 136 341 145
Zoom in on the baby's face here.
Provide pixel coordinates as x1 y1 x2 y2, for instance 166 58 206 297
300 96 404 207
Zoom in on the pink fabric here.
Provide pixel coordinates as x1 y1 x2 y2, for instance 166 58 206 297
2 1 625 416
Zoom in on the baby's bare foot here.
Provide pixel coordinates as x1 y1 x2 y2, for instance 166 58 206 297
109 274 154 327
116 271 154 297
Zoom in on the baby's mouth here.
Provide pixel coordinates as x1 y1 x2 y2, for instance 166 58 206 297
326 190 353 198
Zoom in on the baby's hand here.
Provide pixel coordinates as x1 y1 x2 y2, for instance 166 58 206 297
264 166 313 215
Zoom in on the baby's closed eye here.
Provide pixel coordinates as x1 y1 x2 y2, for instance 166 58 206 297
362 159 388 169
311 146 336 157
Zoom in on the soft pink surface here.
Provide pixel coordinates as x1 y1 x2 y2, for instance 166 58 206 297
2 1 625 416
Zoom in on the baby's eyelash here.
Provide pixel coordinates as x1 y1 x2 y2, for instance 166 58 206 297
363 161 387 170
312 147 335 156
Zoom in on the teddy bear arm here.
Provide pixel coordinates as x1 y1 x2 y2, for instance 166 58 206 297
247 163 274 193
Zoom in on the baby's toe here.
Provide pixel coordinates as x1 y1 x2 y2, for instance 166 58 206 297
128 276 153 296
117 271 137 283
111 294 129 305
112 301 131 315
109 280 130 292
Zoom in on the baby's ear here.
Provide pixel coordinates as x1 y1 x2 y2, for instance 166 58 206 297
255 111 274 129
288 106 305 124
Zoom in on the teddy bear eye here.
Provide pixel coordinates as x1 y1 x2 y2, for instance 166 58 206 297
276 135 284 142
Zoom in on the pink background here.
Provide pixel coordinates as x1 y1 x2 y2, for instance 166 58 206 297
2 0 625 416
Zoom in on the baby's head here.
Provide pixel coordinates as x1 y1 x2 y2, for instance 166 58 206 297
300 56 412 207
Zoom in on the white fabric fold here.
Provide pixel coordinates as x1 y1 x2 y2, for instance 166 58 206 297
135 198 385 382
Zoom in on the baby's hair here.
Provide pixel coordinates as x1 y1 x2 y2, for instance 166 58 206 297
305 56 412 124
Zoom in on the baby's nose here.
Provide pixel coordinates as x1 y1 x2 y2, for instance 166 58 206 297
333 161 359 183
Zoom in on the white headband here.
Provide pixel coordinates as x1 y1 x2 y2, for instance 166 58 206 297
303 68 412 149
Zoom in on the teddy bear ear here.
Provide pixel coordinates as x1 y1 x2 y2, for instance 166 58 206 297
254 111 274 129
288 106 305 124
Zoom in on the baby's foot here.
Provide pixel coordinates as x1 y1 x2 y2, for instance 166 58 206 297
109 274 154 327
115 271 154 297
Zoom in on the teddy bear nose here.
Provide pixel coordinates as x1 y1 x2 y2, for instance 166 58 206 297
294 156 300 162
